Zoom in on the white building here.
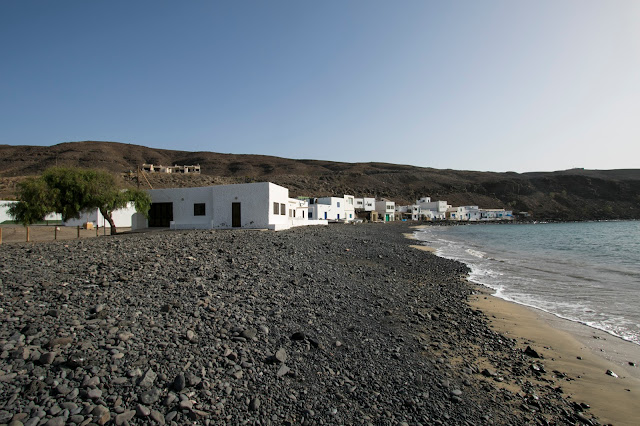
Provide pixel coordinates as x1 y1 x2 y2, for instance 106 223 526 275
461 206 481 221
343 195 355 222
64 204 138 229
308 197 346 221
355 197 376 211
134 182 326 231
375 200 395 222
417 197 449 220
480 209 513 221
396 205 421 221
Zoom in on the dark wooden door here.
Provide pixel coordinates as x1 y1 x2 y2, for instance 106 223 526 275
148 202 173 227
232 202 241 228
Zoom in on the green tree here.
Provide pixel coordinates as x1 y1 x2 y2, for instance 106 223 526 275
8 177 53 225
10 167 151 235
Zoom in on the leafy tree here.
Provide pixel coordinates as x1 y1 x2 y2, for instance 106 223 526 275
8 177 53 225
10 167 151 235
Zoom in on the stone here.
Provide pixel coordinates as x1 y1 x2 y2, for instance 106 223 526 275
114 410 135 426
87 388 103 400
179 399 193 410
118 332 134 342
290 331 305 341
140 387 162 405
249 398 260 411
45 417 66 426
185 372 201 387
47 337 73 349
277 364 290 377
241 328 257 339
138 368 157 388
524 346 541 358
481 368 497 377
150 410 165 425
173 373 186 391
136 404 151 417
39 352 56 365
92 405 110 425
274 348 287 363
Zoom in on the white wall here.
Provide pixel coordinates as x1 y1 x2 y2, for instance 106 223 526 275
63 203 137 228
375 201 395 221
311 197 346 221
141 182 308 231
344 195 355 221
0 200 62 223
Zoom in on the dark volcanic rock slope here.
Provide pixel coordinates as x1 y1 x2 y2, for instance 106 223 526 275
1 224 594 425
1 141 639 221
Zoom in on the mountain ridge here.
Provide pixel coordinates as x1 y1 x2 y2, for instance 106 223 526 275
1 141 639 221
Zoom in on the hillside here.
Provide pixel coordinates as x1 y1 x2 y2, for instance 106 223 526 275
1 141 639 221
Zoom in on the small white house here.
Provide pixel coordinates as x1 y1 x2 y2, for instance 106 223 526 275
461 206 481 221
308 197 346 221
355 197 376 212
375 200 395 222
343 195 355 222
135 182 326 231
417 198 449 220
480 209 513 221
396 204 421 221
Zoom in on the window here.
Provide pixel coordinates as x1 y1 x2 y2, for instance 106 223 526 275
273 202 279 215
194 203 206 216
280 203 286 215
302 211 305 218
337 202 341 208
309 212 313 219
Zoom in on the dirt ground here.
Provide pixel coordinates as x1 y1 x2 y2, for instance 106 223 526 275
0 224 132 244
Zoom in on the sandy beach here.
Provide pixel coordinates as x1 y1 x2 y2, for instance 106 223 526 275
407 226 640 425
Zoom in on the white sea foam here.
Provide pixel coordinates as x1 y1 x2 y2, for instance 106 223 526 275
414 223 640 346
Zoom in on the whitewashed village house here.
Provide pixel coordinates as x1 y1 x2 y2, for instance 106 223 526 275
133 182 326 231
354 197 378 221
416 197 449 220
481 209 513 221
308 197 345 222
375 199 396 222
396 204 421 221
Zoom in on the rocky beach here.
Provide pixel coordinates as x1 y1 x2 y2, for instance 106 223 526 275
0 223 604 425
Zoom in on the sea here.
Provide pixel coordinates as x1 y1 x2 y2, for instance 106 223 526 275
414 221 640 346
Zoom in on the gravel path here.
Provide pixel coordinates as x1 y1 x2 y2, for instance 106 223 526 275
0 223 596 425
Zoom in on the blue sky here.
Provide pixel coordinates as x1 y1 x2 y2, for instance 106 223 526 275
1 1 639 172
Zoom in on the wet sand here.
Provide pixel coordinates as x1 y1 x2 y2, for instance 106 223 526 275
406 228 640 425
470 286 640 425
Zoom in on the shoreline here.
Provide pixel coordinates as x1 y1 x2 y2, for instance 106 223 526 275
0 222 600 425
406 228 640 425
468 288 640 425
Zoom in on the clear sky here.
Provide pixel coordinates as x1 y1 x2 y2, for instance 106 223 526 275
1 1 639 172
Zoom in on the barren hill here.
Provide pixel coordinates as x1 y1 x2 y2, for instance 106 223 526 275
1 141 639 221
